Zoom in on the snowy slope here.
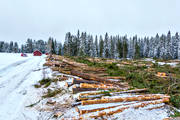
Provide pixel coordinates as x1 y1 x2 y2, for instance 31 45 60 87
0 53 46 120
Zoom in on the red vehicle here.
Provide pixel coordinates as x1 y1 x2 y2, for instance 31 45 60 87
21 53 27 57
45 53 49 55
33 50 42 56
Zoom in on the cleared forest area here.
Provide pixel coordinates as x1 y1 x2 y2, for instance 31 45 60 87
32 55 180 119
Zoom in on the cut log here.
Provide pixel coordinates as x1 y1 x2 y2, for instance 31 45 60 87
78 89 148 100
71 102 81 107
58 76 68 81
110 88 148 95
79 88 147 96
147 104 165 110
77 102 139 115
78 94 104 101
80 83 118 90
72 78 99 84
43 61 53 66
70 70 128 88
51 67 59 71
62 59 87 68
53 111 63 118
90 98 169 118
72 87 101 94
105 76 126 80
79 91 107 96
81 94 170 105
59 68 71 75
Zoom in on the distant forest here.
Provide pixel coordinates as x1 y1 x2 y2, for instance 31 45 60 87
0 30 180 60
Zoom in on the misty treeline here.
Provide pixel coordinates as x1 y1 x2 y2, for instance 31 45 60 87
0 30 180 60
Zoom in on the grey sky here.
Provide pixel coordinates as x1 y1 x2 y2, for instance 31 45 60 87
0 0 180 44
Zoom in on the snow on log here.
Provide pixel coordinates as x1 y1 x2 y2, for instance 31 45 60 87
81 94 170 105
79 90 108 96
79 88 147 96
78 94 104 101
77 102 139 115
89 98 169 118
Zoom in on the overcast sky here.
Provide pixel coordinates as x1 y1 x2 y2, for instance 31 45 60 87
0 0 180 44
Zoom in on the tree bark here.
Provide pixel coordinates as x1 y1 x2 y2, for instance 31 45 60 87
89 98 169 118
81 94 170 105
80 83 120 90
72 78 99 84
72 87 101 94
70 70 128 88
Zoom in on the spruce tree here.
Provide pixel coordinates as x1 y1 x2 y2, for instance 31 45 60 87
122 36 128 58
116 38 123 59
94 35 99 57
99 35 104 57
103 33 110 58
134 41 140 59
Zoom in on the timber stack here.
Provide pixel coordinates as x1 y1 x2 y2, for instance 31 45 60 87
44 55 171 119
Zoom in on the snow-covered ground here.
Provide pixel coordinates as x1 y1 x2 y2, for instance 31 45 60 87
0 53 46 120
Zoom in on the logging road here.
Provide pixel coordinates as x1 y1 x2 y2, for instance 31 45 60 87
0 53 45 120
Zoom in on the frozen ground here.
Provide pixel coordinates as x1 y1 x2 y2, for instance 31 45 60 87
0 53 46 120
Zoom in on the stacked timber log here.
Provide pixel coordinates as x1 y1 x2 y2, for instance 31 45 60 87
70 70 128 88
44 55 171 119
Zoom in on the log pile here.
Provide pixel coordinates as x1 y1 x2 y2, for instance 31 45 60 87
70 70 128 88
43 55 171 119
